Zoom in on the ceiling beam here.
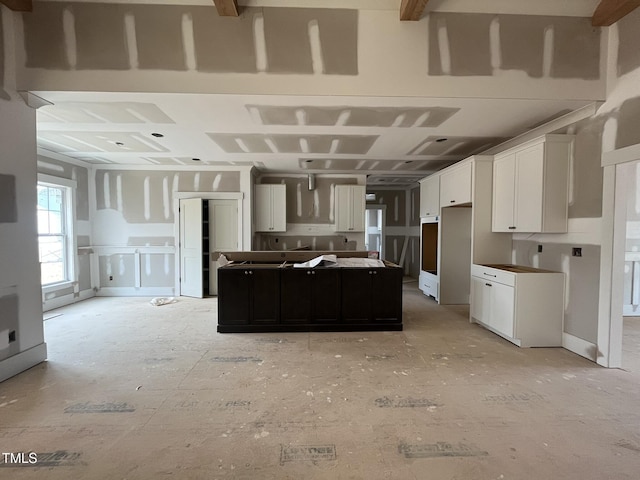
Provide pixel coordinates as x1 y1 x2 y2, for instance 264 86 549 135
0 0 32 12
400 0 429 21
592 0 640 26
213 0 239 17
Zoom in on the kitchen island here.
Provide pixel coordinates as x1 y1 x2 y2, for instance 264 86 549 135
216 251 403 333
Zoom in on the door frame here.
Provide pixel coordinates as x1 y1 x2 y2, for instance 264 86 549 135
365 204 386 259
173 192 243 296
599 142 640 367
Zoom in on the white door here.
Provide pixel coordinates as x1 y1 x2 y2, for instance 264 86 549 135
492 155 516 231
179 198 203 298
208 199 239 295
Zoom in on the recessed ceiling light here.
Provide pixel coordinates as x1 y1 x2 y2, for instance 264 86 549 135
151 133 164 138
305 159 313 163
192 158 201 162
115 141 124 146
436 138 448 143
405 160 413 164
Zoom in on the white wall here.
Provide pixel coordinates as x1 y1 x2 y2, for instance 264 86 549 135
0 6 46 382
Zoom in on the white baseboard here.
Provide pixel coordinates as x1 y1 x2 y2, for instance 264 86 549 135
562 333 597 362
43 289 95 312
96 287 175 297
0 343 47 383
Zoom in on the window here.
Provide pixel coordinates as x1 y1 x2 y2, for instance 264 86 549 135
37 178 75 286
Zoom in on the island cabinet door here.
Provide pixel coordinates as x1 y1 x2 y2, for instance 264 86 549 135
341 269 373 322
310 269 341 322
251 269 280 324
218 269 251 325
371 268 402 322
280 269 312 324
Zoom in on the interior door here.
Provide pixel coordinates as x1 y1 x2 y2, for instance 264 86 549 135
179 198 203 298
208 199 239 295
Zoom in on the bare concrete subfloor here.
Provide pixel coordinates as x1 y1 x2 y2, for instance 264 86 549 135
2 283 640 479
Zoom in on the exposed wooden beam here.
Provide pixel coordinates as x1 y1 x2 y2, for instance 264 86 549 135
592 0 640 26
400 0 429 21
213 0 239 17
0 0 32 12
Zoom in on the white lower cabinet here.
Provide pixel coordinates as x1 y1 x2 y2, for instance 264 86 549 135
470 264 564 347
419 270 438 301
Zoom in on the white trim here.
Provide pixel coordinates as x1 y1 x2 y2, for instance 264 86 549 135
42 288 95 312
0 343 48 383
96 287 174 297
173 192 243 201
173 192 244 296
563 333 597 362
602 142 640 167
42 280 74 294
93 246 175 254
92 163 254 172
37 148 93 169
37 173 77 189
482 105 601 156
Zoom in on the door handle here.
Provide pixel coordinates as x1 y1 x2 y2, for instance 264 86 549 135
485 283 493 287
508 226 516 230
483 273 497 277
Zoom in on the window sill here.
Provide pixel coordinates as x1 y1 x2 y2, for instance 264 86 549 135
42 281 74 294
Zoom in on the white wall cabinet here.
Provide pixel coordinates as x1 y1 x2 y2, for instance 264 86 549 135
255 184 286 232
492 134 573 233
419 174 440 217
470 264 564 347
440 160 472 207
335 185 365 232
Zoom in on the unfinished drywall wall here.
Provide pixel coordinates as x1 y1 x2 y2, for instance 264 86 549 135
254 175 362 251
21 3 358 75
429 13 600 79
0 6 46 380
92 168 242 293
617 7 640 77
95 170 239 224
367 188 420 277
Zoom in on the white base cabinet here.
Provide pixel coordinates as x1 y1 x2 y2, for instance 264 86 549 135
470 264 564 347
419 270 438 301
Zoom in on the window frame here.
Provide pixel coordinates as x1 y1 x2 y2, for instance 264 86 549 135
37 174 77 290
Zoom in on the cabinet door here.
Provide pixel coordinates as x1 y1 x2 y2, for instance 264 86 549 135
489 281 515 338
217 269 251 325
255 185 273 232
311 269 341 322
441 162 472 206
280 269 311 324
270 184 287 232
420 175 440 217
371 268 402 322
335 185 365 232
251 269 280 324
514 144 544 232
471 277 490 323
341 269 371 322
492 155 516 232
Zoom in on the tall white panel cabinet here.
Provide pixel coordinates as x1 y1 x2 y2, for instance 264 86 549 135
335 185 365 232
255 184 286 232
492 134 573 233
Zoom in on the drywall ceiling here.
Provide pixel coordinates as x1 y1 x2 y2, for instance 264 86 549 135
34 92 594 185
28 0 603 185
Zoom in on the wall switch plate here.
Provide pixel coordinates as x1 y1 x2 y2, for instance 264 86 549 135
572 247 582 257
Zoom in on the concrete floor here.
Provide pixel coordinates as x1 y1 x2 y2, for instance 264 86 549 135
2 282 640 479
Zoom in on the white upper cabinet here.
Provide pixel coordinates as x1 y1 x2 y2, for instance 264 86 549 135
335 185 365 232
440 160 472 207
419 174 440 217
255 184 286 232
492 135 573 233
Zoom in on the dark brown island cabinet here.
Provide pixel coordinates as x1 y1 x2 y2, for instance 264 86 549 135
216 251 403 333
